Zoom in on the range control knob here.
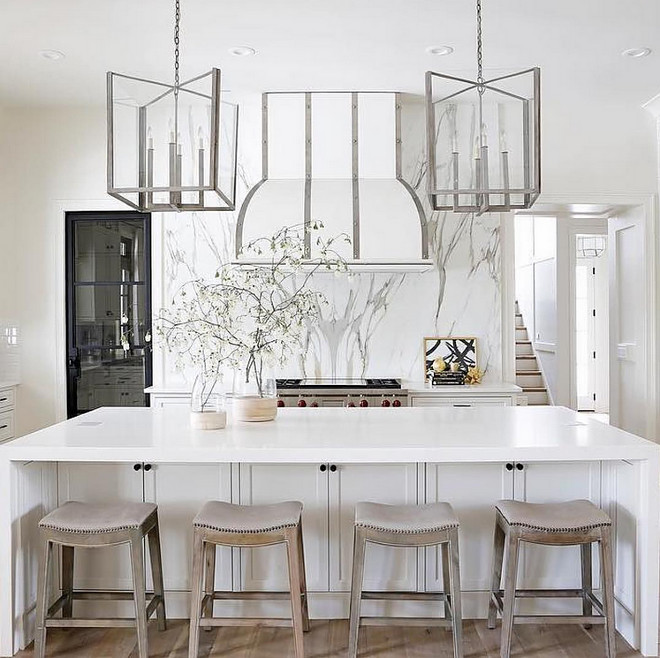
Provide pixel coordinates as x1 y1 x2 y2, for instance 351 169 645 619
310 401 319 407
277 399 285 408
392 399 402 407
381 398 391 407
297 399 307 407
347 401 356 408
359 399 369 407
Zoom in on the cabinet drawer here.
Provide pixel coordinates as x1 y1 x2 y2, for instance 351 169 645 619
449 398 511 407
0 411 14 442
0 388 15 411
410 395 511 408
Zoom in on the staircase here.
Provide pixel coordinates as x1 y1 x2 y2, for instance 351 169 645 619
515 303 550 406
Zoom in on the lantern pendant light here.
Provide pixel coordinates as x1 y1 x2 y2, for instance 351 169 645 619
425 0 540 215
106 0 238 212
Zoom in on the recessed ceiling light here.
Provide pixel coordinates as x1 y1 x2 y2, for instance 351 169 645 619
228 46 257 57
621 47 651 58
39 49 65 61
426 45 454 56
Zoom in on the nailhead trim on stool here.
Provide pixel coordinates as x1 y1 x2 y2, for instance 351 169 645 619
34 501 166 658
188 500 309 658
488 499 616 658
349 502 464 658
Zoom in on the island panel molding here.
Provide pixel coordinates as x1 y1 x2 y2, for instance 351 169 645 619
0 406 658 656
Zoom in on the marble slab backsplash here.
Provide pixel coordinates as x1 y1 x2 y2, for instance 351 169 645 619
156 96 502 386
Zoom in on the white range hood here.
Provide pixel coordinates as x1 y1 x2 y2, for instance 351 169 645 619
235 91 432 270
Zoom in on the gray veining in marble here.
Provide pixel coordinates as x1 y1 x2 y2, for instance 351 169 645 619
157 93 502 386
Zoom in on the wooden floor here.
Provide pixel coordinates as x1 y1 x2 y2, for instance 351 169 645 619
16 619 643 657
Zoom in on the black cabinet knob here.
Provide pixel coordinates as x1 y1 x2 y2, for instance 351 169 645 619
330 464 337 472
133 463 142 471
143 464 152 472
516 463 524 471
505 463 513 471
319 464 327 472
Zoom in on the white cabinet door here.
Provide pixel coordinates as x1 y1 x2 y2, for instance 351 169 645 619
238 464 328 592
144 463 232 592
514 461 601 591
57 462 143 590
329 463 418 592
425 463 514 592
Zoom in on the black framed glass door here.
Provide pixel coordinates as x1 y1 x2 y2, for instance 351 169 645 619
66 211 152 418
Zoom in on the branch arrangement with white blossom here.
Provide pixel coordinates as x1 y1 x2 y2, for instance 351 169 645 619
158 223 349 399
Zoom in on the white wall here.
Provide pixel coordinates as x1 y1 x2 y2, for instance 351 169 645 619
0 88 657 435
0 107 124 434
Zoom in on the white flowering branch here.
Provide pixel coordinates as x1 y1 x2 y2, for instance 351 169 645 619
158 223 349 396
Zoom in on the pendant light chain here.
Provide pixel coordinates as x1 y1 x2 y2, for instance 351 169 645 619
174 0 181 97
476 0 484 89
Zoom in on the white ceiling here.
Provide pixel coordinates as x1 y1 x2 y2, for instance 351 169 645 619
1 0 659 107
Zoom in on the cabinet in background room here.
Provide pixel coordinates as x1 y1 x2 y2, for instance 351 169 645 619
0 386 16 443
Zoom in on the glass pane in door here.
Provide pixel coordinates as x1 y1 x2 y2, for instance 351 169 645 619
66 213 151 417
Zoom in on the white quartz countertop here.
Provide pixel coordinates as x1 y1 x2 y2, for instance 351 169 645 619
403 381 521 394
0 381 18 389
145 382 522 395
1 406 656 464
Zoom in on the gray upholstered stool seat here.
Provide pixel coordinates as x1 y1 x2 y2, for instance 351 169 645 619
349 502 463 658
188 500 309 658
34 501 166 658
495 499 611 533
356 501 458 534
488 499 615 658
193 500 302 534
40 501 157 534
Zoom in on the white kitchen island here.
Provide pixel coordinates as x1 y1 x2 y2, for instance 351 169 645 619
0 405 658 656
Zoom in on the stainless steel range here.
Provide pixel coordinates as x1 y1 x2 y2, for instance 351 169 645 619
276 378 408 408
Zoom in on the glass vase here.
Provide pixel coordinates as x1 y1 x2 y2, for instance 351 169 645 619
232 360 278 422
190 374 226 430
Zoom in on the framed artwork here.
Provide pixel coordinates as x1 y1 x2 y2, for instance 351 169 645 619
424 336 478 379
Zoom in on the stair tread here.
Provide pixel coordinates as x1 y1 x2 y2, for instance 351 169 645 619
523 387 547 393
516 355 537 359
516 371 542 376
516 340 532 345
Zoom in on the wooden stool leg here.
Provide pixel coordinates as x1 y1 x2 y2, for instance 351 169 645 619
296 521 311 632
580 542 593 628
188 531 205 658
34 536 53 658
285 526 305 658
599 529 616 658
488 519 506 629
61 545 74 618
448 529 464 658
499 533 520 658
202 541 216 631
129 532 149 658
147 521 167 631
441 541 452 626
348 527 367 658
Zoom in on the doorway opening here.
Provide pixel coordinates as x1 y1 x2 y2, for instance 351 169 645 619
65 211 152 418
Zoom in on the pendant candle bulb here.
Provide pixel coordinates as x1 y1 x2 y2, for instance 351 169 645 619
425 0 541 214
106 0 238 212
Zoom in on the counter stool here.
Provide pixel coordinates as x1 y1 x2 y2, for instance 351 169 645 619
34 501 166 658
348 502 463 658
188 501 309 658
488 499 615 658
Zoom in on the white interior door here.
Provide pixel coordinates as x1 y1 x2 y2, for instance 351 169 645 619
609 209 647 436
575 259 596 411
